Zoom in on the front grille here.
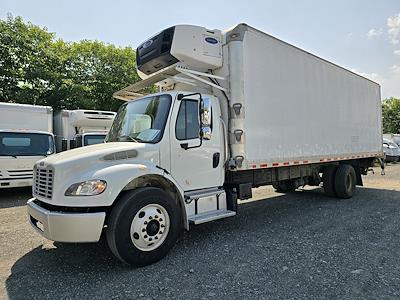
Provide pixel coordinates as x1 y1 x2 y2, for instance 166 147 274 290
33 166 53 199
7 170 33 178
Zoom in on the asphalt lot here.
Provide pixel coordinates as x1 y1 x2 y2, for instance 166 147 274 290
1 164 400 299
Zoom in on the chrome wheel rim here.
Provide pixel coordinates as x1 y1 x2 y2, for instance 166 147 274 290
130 204 170 251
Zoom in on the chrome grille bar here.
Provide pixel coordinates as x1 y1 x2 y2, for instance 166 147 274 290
33 166 53 199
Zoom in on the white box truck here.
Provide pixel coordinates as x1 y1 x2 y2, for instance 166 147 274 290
53 109 116 151
0 102 55 188
27 24 383 266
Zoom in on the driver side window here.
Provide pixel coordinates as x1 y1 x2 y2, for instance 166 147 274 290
176 100 200 140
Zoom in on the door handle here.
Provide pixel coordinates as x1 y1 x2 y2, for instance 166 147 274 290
213 153 220 168
180 143 189 150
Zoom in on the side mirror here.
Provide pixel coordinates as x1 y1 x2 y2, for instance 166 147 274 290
200 98 212 141
177 93 212 149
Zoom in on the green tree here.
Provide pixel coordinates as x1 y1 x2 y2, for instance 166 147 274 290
0 15 151 112
0 14 59 105
382 97 400 134
57 40 141 112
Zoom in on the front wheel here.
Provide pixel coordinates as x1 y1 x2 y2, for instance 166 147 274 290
106 187 182 267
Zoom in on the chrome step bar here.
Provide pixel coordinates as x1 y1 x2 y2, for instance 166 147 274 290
184 187 225 202
188 209 236 225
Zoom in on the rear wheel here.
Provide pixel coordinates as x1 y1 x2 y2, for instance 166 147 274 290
106 187 182 267
322 166 337 197
334 165 356 199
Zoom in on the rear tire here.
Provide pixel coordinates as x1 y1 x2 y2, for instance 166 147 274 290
334 165 356 199
106 187 182 267
322 166 337 197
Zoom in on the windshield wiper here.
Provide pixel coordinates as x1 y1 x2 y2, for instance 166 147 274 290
119 135 144 143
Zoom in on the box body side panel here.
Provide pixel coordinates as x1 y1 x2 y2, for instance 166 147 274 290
239 28 382 166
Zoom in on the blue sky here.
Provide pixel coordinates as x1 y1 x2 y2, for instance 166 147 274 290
2 0 400 99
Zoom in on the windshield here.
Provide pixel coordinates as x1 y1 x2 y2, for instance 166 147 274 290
84 134 106 146
0 132 55 157
83 134 106 146
107 94 172 143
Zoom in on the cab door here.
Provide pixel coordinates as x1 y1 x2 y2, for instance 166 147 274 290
169 95 224 191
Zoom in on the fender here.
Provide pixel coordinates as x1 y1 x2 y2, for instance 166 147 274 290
90 162 189 229
114 165 189 229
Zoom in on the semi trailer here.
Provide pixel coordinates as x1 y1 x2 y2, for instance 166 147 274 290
0 102 55 188
53 109 116 152
27 24 383 266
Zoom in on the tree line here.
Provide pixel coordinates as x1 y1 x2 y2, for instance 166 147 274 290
382 98 400 134
0 15 399 133
0 14 154 112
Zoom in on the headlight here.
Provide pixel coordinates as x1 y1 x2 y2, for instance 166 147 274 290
65 180 107 196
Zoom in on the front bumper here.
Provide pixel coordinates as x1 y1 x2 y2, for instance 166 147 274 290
0 178 32 189
27 198 106 243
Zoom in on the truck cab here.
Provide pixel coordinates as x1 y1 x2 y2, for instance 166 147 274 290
0 130 56 188
27 90 229 266
53 109 116 151
0 103 56 188
106 92 224 190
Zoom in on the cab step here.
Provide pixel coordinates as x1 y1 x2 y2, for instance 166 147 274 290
188 209 236 225
184 187 225 202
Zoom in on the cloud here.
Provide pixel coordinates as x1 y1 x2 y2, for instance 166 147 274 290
394 50 400 55
387 13 400 44
391 64 400 73
351 68 400 99
346 32 353 40
351 69 381 83
367 28 383 39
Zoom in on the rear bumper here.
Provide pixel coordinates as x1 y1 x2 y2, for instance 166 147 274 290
27 198 106 243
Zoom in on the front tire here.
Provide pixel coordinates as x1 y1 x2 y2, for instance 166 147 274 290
106 187 182 267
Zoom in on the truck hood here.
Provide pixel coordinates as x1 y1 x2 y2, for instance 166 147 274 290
39 142 160 168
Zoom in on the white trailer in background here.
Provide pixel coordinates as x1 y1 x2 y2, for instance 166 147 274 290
28 24 383 266
53 109 116 151
0 102 55 188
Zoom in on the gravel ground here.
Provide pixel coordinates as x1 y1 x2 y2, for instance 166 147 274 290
1 163 400 299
